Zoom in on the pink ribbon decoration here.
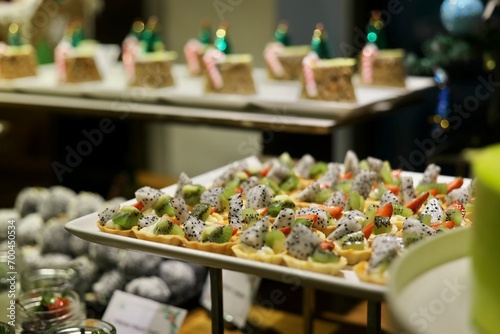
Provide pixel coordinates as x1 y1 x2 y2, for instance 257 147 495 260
203 48 225 90
55 40 72 82
302 51 319 97
264 42 285 78
184 39 204 75
122 35 141 80
361 43 379 85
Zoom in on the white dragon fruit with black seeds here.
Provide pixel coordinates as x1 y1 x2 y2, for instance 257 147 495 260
183 216 205 241
211 161 247 187
317 163 341 188
379 190 400 207
350 170 377 199
229 193 244 230
296 207 328 229
400 176 415 205
344 150 360 176
422 198 444 222
241 217 270 249
265 159 291 184
97 203 120 225
344 210 365 220
294 154 315 179
419 163 441 185
295 181 320 202
138 215 159 230
135 186 163 210
366 156 384 173
175 172 192 198
171 198 190 223
271 208 295 230
246 184 274 209
285 223 322 260
324 190 346 207
240 176 259 197
200 187 226 212
327 214 362 240
445 188 470 206
369 235 403 270
402 217 436 245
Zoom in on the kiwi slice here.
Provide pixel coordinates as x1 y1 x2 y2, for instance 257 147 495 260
346 190 364 211
339 231 365 250
445 209 463 226
315 188 333 204
373 216 391 235
415 183 448 195
243 207 260 226
112 206 143 229
293 217 313 228
182 184 206 206
363 204 379 227
310 247 340 263
309 161 328 179
335 180 352 194
200 225 233 243
267 195 296 217
410 213 432 225
191 203 212 221
392 203 413 217
278 152 294 169
264 229 286 253
260 178 281 196
153 218 184 236
222 178 241 199
153 194 175 217
403 232 423 248
280 173 299 191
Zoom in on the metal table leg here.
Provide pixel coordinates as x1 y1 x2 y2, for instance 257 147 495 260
209 267 224 334
367 300 381 334
303 286 315 334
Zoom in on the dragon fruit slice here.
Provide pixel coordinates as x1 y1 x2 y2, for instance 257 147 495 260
445 188 470 206
240 217 270 249
97 203 120 225
296 207 328 229
271 208 295 230
285 223 323 260
183 216 206 241
379 190 400 208
246 184 274 209
240 176 260 197
344 150 360 176
211 161 248 187
295 181 320 202
419 163 441 185
137 214 159 230
400 176 415 205
350 170 377 199
135 186 163 210
421 198 444 222
327 213 363 241
324 190 346 207
200 187 227 212
175 172 193 198
294 154 315 179
368 235 404 271
229 193 244 231
171 198 190 223
366 156 383 173
317 163 341 188
402 217 436 247
265 159 291 184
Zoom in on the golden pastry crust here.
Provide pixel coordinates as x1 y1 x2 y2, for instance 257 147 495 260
282 254 347 276
96 221 136 238
183 239 237 256
333 240 371 265
132 226 185 246
232 244 284 265
353 261 388 285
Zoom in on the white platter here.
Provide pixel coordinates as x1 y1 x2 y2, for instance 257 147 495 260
387 228 477 334
65 156 465 302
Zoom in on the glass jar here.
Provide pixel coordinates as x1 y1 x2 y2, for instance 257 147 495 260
0 321 16 334
20 268 78 293
47 319 116 334
16 287 84 333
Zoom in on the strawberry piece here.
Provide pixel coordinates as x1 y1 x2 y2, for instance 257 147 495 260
131 201 145 211
363 222 375 239
320 183 330 189
405 192 430 214
448 200 466 217
428 189 439 197
296 214 318 223
279 227 292 236
235 187 243 194
447 178 464 193
318 240 335 251
385 184 400 196
391 169 403 178
260 166 271 177
310 204 344 219
340 172 353 180
231 226 238 236
376 203 393 217
257 207 268 216
430 221 455 230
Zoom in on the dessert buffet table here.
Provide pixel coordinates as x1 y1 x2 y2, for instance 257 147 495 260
0 64 434 134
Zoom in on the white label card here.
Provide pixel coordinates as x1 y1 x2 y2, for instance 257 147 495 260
102 290 187 334
200 270 261 329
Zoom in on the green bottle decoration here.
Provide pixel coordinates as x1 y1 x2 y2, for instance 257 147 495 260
199 21 212 45
142 16 163 53
7 23 22 46
275 21 290 46
311 23 332 59
366 10 387 49
70 19 85 47
214 22 231 54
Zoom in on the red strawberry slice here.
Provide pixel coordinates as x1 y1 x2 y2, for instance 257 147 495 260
310 204 344 219
131 201 145 211
447 200 466 217
376 203 393 217
385 184 400 196
405 192 430 214
447 178 464 193
318 240 335 251
363 222 375 239
279 227 292 236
